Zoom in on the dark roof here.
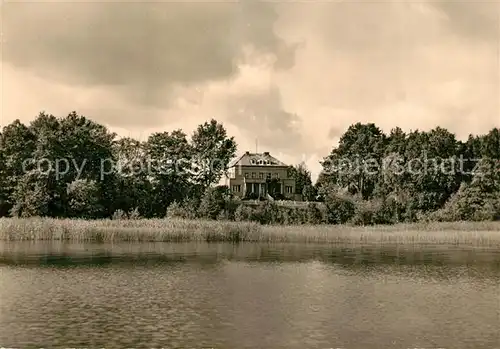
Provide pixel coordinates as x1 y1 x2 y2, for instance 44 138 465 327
229 151 288 167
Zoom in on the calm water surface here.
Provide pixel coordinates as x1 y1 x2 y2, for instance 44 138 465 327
0 242 499 349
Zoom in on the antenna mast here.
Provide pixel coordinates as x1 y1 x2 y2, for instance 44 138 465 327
255 138 258 153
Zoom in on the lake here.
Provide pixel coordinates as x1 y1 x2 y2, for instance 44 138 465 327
0 241 499 348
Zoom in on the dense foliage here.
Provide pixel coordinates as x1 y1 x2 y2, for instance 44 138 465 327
1 113 499 225
0 112 236 219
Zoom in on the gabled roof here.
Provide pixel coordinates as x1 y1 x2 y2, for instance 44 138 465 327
229 151 288 168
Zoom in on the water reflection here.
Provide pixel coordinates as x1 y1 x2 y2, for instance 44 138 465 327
2 241 500 268
0 241 499 348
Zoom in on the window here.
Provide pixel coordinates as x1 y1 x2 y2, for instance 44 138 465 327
232 185 241 192
286 186 293 194
266 173 271 179
245 173 250 179
252 172 256 178
273 173 279 179
259 172 264 179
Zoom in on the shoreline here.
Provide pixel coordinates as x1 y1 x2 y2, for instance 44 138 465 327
1 218 500 246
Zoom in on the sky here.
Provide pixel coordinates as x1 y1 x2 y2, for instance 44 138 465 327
1 0 500 181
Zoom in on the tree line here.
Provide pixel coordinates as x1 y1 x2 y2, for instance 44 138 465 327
0 111 499 224
0 111 237 218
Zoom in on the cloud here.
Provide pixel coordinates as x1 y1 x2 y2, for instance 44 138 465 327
435 1 500 41
3 1 296 107
2 0 500 182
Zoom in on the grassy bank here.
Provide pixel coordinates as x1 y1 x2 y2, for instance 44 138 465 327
1 218 500 246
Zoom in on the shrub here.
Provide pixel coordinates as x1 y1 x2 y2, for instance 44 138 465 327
306 202 325 224
430 182 500 222
129 207 141 220
112 209 127 220
234 204 253 222
324 193 356 224
243 192 259 200
216 210 229 221
199 186 229 220
166 201 190 219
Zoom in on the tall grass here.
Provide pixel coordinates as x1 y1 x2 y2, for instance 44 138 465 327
1 217 500 246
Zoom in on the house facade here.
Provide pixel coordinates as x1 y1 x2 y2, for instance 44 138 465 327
227 151 298 200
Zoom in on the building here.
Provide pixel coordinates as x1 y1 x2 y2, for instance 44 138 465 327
227 151 298 200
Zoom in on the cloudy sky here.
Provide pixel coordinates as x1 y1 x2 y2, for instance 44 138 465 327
1 0 500 180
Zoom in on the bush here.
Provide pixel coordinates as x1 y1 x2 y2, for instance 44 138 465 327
129 207 141 220
243 192 259 200
351 200 381 225
324 193 356 224
216 210 229 221
277 207 291 225
112 209 127 220
306 202 325 224
166 201 191 219
199 186 230 220
429 182 500 222
234 204 253 222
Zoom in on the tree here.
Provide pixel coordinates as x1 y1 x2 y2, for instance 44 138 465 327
402 127 461 212
145 130 194 216
10 171 51 217
190 119 237 189
460 134 482 183
321 123 386 199
306 202 324 224
323 189 356 224
2 110 500 225
0 132 8 216
385 127 406 155
302 184 317 202
470 158 500 193
66 179 103 218
480 128 500 160
0 120 37 215
28 112 66 216
287 162 315 200
113 137 152 216
58 112 117 216
198 185 231 220
58 112 116 182
266 177 283 199
433 183 498 222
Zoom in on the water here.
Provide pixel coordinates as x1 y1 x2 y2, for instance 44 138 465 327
0 242 499 349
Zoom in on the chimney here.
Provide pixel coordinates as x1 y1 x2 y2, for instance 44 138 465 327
263 151 269 156
245 151 250 155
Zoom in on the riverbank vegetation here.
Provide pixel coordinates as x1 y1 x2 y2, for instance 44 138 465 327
0 111 500 226
2 218 500 246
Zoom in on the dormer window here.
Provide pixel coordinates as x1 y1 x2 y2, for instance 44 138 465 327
250 159 256 165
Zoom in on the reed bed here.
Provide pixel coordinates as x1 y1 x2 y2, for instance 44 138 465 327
1 217 500 246
0 218 263 243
